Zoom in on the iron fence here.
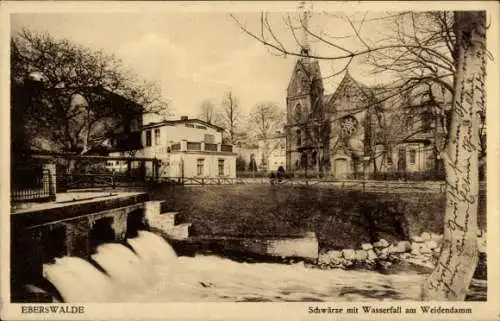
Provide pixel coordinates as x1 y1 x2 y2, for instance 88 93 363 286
11 167 52 202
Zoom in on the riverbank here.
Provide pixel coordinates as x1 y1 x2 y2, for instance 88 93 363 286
148 184 486 252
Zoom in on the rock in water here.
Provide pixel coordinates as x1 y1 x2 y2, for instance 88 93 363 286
355 250 367 261
374 239 389 248
367 249 378 261
327 250 343 259
342 249 356 261
411 235 424 243
421 232 431 241
361 243 373 250
411 242 421 255
390 241 411 253
425 240 438 250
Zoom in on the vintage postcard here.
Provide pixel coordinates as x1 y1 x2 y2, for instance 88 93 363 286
1 1 499 320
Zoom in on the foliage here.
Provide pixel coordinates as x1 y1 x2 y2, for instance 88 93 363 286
236 155 247 172
11 29 169 154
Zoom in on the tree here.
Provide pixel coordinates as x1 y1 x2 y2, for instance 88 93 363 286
198 99 216 124
231 9 490 300
421 11 486 301
248 153 258 172
11 29 169 155
248 102 285 170
236 155 247 172
218 90 243 144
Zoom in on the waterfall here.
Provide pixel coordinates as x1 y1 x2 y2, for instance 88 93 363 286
41 231 484 302
42 231 178 303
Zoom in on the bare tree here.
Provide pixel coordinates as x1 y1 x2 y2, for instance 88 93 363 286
231 10 490 300
248 102 285 169
11 29 169 155
421 11 486 301
218 90 243 144
198 99 216 124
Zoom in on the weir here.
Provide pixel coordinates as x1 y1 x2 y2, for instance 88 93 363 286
10 191 190 303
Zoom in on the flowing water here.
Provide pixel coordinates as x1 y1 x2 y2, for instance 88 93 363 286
41 231 485 302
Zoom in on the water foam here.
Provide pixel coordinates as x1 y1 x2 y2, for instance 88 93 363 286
42 231 483 302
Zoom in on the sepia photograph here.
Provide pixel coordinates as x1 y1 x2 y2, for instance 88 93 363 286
1 1 499 320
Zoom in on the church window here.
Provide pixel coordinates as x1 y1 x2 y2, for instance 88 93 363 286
340 116 358 138
295 103 302 121
409 149 416 165
297 129 302 146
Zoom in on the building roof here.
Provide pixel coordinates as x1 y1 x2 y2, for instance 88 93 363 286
141 118 224 132
257 132 286 141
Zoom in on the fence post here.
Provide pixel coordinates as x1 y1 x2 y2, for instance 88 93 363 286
42 163 57 201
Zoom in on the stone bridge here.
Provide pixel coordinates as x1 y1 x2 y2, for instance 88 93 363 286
10 191 190 302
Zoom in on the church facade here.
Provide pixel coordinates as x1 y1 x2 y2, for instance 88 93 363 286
284 50 443 180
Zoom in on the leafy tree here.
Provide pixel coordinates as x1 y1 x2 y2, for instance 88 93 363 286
236 155 247 172
11 29 169 155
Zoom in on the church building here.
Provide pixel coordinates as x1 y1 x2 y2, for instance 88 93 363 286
284 46 443 180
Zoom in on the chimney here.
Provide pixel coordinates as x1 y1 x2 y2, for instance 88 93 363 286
180 116 188 121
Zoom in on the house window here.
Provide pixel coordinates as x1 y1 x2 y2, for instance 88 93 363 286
218 159 225 176
197 159 204 176
154 128 160 145
409 149 416 165
145 130 152 147
204 134 215 143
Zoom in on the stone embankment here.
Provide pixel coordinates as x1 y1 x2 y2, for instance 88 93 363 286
317 231 487 279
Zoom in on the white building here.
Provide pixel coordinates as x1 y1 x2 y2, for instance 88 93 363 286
257 132 286 172
111 116 237 179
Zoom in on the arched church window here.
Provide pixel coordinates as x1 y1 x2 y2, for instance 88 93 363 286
312 151 317 166
295 103 302 121
296 129 302 146
300 153 308 169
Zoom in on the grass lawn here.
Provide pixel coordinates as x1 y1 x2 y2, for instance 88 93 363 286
149 184 486 251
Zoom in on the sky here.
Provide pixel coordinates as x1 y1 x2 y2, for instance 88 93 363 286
11 10 392 121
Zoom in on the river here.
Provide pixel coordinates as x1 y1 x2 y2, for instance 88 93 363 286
41 231 486 302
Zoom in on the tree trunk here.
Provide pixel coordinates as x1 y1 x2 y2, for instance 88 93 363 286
422 11 486 301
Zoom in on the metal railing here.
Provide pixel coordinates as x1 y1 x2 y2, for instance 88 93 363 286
220 144 233 152
205 143 218 151
11 167 53 202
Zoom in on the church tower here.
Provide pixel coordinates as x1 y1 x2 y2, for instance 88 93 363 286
285 4 325 172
